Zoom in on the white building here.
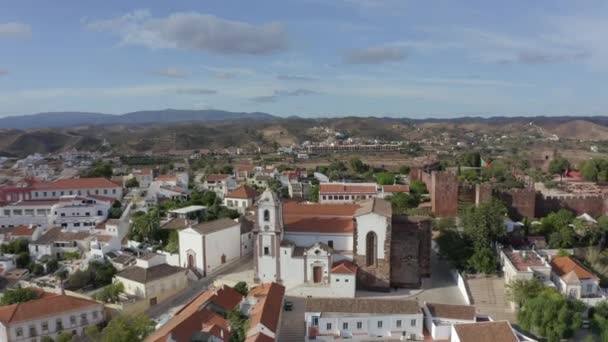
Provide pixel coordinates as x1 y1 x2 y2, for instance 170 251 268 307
0 200 54 229
49 196 112 231
0 292 104 342
550 256 604 305
319 182 379 204
223 185 256 214
114 254 188 309
202 174 237 198
422 302 476 341
252 189 424 296
132 168 154 188
29 227 94 260
178 218 242 278
31 177 123 200
304 298 423 341
499 249 552 286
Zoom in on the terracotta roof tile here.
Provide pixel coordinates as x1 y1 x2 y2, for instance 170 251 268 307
191 218 240 235
2 225 36 236
226 185 257 200
453 321 518 342
281 201 360 234
550 256 598 281
33 177 121 190
0 292 100 324
425 302 476 321
331 260 358 274
247 282 285 335
116 264 186 284
33 227 93 245
146 285 241 342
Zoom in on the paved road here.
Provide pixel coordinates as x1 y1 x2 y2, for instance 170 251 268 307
146 256 253 321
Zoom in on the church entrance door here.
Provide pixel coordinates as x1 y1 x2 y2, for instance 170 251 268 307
313 266 323 283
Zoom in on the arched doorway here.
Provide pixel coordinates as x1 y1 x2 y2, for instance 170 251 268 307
188 254 195 269
313 266 323 283
366 231 377 266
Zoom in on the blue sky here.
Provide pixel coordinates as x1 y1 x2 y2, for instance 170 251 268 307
1 0 608 118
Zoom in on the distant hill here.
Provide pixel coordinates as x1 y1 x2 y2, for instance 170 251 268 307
544 119 608 141
0 109 278 129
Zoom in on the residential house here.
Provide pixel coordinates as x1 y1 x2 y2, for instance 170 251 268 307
241 217 254 256
0 225 44 243
305 298 423 341
29 227 94 260
49 195 113 231
203 174 237 198
287 181 311 200
178 218 242 277
235 165 256 180
244 282 286 342
145 284 243 342
422 302 476 341
450 321 519 342
132 168 154 189
500 249 552 286
0 291 104 342
114 253 188 310
224 185 256 214
550 256 603 304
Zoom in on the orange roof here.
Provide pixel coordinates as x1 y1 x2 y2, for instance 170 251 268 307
248 282 285 335
156 174 177 182
320 183 377 194
170 308 230 342
9 225 36 236
331 260 358 274
226 185 257 200
236 165 255 172
283 216 354 233
0 293 100 324
550 256 598 281
33 177 121 190
206 174 231 181
147 285 242 342
382 184 410 193
283 201 359 217
247 283 274 298
282 201 359 234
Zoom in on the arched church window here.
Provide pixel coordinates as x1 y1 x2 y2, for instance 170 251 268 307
366 231 377 266
263 209 270 222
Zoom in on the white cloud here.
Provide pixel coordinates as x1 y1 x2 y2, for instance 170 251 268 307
86 10 288 55
175 88 217 95
251 89 316 103
152 67 188 78
0 22 32 39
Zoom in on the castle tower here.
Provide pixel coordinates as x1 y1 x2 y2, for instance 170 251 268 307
253 189 283 283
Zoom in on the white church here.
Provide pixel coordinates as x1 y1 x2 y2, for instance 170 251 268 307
252 189 430 298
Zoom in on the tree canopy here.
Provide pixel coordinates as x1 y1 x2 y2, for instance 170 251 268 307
0 288 42 306
100 314 155 342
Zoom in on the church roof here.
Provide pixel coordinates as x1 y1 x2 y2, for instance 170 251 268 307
355 198 392 217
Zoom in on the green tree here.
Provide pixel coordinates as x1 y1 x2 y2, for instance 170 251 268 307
233 281 248 296
387 192 420 214
201 191 217 207
0 288 42 306
94 282 125 303
436 230 473 271
83 162 113 178
467 246 497 274
375 172 395 185
505 278 544 307
460 152 481 167
349 158 369 174
518 288 584 342
41 336 55 342
460 200 506 250
125 177 139 188
85 325 102 342
398 165 410 175
592 301 608 341
409 180 428 196
16 252 30 268
56 332 74 342
0 238 29 254
309 184 319 203
46 258 59 273
101 314 155 342
548 157 570 183
228 309 249 342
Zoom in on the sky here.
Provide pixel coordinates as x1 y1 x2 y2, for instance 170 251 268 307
1 0 608 118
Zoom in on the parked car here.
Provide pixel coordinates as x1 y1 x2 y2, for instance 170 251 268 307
284 300 293 311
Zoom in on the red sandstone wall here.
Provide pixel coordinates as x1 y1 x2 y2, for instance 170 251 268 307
431 171 459 217
536 195 607 217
